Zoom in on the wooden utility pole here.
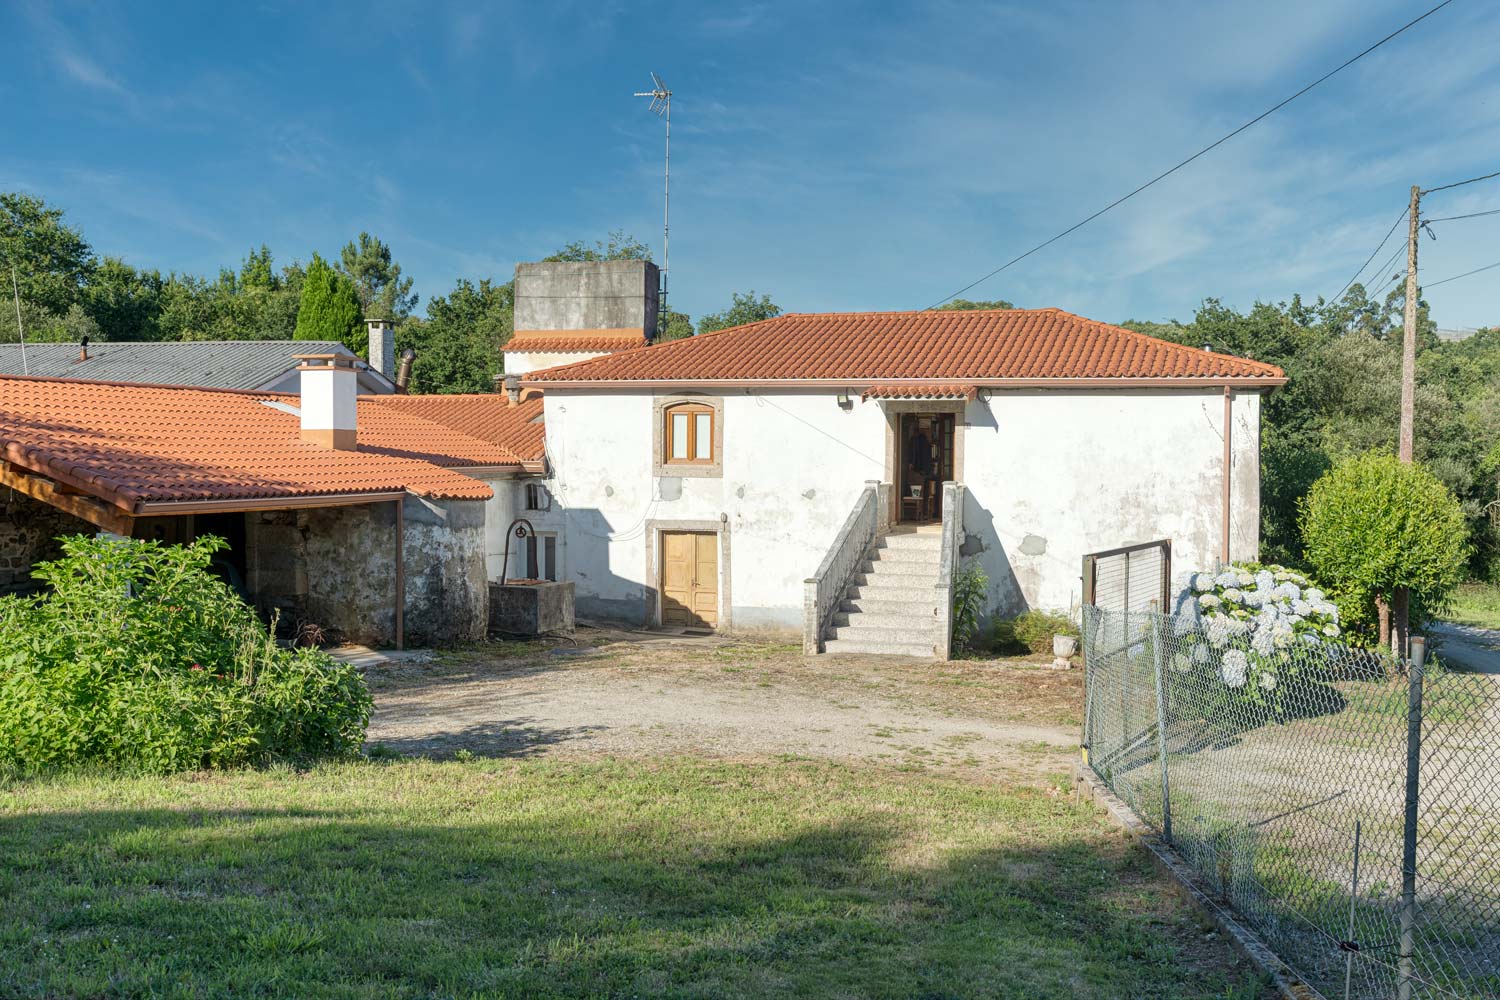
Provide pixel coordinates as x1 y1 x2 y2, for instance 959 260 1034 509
1392 184 1421 659
1399 184 1420 462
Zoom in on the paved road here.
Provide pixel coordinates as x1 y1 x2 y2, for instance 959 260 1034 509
1430 621 1500 674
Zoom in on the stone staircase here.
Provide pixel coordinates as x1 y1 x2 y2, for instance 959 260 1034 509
822 525 943 657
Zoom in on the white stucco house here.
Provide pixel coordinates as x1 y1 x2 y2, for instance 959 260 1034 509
516 297 1286 658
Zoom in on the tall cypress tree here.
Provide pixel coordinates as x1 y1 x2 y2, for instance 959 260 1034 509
293 252 364 353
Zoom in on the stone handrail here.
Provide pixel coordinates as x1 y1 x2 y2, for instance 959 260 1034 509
933 481 965 661
803 480 890 654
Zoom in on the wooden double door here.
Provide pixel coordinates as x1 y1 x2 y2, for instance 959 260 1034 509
660 531 719 628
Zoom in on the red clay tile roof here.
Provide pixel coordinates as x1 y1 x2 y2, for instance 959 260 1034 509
506 328 648 353
0 376 506 511
523 308 1285 385
363 392 546 465
862 384 977 401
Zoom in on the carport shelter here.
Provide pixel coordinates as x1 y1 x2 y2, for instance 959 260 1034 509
0 373 532 646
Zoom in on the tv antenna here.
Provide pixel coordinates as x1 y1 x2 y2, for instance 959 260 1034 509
633 71 672 335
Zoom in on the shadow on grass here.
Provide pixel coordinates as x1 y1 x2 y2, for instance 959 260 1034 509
368 717 608 758
0 763 1264 1000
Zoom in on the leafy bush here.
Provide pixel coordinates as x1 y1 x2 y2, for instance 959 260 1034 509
0 535 371 772
951 562 988 651
1182 562 1342 710
1300 452 1470 643
1007 610 1079 656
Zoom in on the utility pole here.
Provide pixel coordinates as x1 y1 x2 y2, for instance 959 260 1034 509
1391 185 1421 658
1399 184 1420 463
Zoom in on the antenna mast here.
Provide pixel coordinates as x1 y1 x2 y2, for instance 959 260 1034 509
9 265 27 376
634 72 672 336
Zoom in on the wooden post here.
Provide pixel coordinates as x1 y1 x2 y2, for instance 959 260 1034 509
394 495 405 651
1394 184 1421 658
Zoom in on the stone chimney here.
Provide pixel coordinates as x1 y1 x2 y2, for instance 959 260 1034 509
367 318 396 379
294 354 359 450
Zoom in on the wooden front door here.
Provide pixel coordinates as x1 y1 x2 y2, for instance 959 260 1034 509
660 531 719 628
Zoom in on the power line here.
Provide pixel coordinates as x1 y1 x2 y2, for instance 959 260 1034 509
1424 259 1500 288
1327 206 1408 305
1421 169 1500 196
921 0 1457 310
1424 207 1500 223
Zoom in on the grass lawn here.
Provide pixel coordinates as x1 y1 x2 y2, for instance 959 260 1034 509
1448 582 1500 630
0 757 1263 1000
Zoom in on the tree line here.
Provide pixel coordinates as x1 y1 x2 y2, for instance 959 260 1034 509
0 193 782 395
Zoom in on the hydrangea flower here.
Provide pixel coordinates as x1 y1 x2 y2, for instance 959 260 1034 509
1221 649 1249 687
1259 671 1277 691
1323 623 1341 638
1222 588 1243 604
1199 594 1222 609
1216 570 1241 588
1305 588 1325 603
1193 573 1216 592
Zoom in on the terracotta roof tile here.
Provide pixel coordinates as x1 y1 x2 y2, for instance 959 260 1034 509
0 376 502 511
862 384 977 401
506 328 647 353
363 392 546 464
523 308 1285 384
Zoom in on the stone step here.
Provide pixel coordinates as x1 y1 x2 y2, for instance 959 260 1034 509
840 597 938 617
845 582 940 602
874 533 943 552
826 620 939 643
830 609 936 630
864 545 941 565
851 566 941 586
822 636 938 658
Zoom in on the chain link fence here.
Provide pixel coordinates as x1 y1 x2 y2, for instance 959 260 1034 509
1082 605 1499 1000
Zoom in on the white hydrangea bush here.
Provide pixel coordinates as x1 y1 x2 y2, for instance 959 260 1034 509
1184 562 1342 706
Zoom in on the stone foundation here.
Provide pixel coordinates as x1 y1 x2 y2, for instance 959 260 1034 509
0 491 94 595
244 495 487 647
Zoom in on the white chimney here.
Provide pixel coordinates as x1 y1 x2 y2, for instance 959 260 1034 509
294 354 359 450
367 318 396 379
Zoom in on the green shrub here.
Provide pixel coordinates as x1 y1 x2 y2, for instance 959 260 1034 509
0 535 371 772
951 562 988 651
1006 610 1080 655
1300 452 1470 644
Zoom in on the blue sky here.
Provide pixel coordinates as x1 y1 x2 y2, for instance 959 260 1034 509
4 0 1499 329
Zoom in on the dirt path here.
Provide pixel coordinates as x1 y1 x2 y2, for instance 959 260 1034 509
1431 621 1500 674
359 629 1082 778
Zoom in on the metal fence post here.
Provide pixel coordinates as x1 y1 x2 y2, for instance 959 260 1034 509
1149 602 1172 843
1396 652 1425 1000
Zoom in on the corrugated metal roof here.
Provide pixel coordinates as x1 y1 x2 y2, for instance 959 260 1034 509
0 341 391 391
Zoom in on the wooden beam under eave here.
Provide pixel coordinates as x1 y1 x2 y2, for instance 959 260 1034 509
0 464 135 535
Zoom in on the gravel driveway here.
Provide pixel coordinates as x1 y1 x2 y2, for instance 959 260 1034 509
358 628 1082 777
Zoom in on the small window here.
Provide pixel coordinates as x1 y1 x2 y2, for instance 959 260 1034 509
524 482 551 511
663 402 714 465
524 533 557 582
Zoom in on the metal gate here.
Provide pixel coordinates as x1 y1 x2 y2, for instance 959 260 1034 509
1081 539 1171 614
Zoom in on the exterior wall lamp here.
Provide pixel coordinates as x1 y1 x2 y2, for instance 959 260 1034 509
836 391 853 411
977 387 992 403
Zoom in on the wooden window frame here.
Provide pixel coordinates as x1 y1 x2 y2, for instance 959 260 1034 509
652 396 723 478
663 402 715 467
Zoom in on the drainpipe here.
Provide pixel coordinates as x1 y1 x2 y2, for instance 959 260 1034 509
394 494 405 650
1221 386 1232 565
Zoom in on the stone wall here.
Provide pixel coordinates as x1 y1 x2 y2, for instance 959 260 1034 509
244 495 487 647
0 491 94 595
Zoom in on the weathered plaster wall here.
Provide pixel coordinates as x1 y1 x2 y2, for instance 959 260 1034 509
542 390 884 632
475 474 564 582
961 389 1261 620
244 496 488 646
0 491 93 595
503 350 608 377
543 386 1263 633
